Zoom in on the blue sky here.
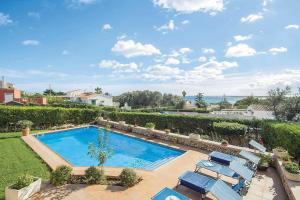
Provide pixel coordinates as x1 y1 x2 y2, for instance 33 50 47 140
0 0 299 95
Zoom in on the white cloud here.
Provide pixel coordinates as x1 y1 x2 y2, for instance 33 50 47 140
117 34 127 40
153 0 224 14
179 47 192 54
111 40 161 58
285 24 299 30
202 48 215 54
62 50 70 55
0 12 13 26
233 34 252 41
99 60 139 73
181 20 190 25
143 64 183 81
268 47 287 55
22 40 40 46
262 0 272 7
155 20 176 32
67 0 97 7
177 60 238 83
165 57 180 65
28 12 40 18
198 56 207 62
225 43 256 57
102 24 112 30
240 13 263 23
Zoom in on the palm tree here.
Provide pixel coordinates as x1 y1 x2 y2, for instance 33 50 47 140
95 87 102 94
182 90 187 98
195 92 207 109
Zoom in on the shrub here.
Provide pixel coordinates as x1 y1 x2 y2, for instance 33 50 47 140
274 146 287 152
16 120 33 129
213 122 247 135
262 122 300 158
50 165 72 186
119 168 139 187
0 106 102 132
84 167 106 184
145 122 155 129
108 112 260 135
11 174 34 190
283 162 300 174
221 139 229 146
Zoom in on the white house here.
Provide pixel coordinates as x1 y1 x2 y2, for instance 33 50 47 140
246 104 275 120
66 90 114 106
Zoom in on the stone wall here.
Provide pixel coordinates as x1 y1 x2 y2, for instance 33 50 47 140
274 159 297 200
96 118 254 156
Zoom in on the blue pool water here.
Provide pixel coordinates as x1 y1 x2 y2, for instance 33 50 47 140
35 126 184 170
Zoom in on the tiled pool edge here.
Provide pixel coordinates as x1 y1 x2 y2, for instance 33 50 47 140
22 125 190 177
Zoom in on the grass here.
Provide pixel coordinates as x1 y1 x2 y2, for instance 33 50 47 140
0 130 51 200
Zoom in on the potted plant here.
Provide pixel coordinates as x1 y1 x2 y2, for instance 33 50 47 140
273 147 288 159
164 129 171 134
17 120 33 136
5 174 41 200
145 122 155 130
257 154 272 171
189 133 200 140
282 161 300 181
221 139 229 147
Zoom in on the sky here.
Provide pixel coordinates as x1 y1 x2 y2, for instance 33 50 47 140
0 0 300 96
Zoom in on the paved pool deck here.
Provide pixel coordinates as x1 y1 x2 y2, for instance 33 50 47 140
23 128 289 200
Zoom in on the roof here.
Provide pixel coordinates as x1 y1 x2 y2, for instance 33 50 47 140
248 104 272 111
77 92 112 99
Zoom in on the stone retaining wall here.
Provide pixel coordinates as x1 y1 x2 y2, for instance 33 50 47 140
274 159 298 200
96 118 254 156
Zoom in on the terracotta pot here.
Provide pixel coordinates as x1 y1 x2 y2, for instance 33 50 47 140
22 127 30 136
283 168 300 182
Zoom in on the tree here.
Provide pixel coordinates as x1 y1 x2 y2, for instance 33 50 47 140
195 93 207 109
182 90 187 98
88 129 113 169
234 95 261 109
279 88 300 121
266 86 290 119
43 89 55 96
219 95 231 110
95 87 103 94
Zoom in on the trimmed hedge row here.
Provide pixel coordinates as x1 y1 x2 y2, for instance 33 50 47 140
262 122 300 158
0 106 101 132
213 122 247 135
108 112 260 135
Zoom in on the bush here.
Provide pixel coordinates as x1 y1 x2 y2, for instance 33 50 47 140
145 122 155 129
11 174 34 190
108 112 259 135
50 165 72 186
262 122 300 158
213 122 247 135
84 167 106 184
16 120 33 129
0 106 102 132
283 162 300 174
119 168 139 187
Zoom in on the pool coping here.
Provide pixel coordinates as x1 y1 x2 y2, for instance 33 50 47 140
22 125 190 177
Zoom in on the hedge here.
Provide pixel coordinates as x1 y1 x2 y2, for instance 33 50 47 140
262 122 300 158
0 106 101 132
213 122 247 135
108 112 260 135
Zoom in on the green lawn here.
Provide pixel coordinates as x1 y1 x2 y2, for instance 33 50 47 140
0 131 51 200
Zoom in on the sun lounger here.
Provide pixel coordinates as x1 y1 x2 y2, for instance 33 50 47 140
239 150 260 171
209 151 246 166
229 160 254 182
195 160 239 179
151 187 190 200
249 140 266 153
178 171 243 200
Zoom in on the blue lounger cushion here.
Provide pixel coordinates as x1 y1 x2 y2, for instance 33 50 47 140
152 187 190 200
178 171 216 194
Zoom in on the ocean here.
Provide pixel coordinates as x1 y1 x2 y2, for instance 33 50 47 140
184 96 245 104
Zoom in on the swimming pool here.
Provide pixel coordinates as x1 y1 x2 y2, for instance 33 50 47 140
35 126 184 170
